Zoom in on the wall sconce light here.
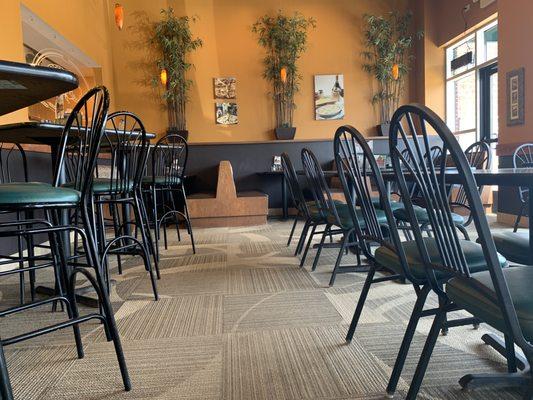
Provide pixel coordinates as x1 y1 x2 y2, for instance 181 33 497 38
392 63 399 81
160 69 168 86
114 4 124 30
280 67 287 84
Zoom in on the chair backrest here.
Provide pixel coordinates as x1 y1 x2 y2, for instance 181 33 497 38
513 143 533 203
53 86 110 199
301 148 340 226
0 143 28 183
450 140 491 220
281 152 310 218
98 111 148 194
333 125 417 279
150 134 188 186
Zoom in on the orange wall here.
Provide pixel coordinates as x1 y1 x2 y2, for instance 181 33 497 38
0 0 117 125
497 0 533 155
109 0 412 141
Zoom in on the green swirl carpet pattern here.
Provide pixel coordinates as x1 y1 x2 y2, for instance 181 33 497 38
0 220 522 399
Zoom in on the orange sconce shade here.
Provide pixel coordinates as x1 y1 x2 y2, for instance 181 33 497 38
160 69 168 86
280 67 287 84
392 63 399 81
114 4 124 30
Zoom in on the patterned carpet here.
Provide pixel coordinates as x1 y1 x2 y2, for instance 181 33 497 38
0 219 524 399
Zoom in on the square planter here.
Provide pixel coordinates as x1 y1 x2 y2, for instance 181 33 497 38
275 127 296 140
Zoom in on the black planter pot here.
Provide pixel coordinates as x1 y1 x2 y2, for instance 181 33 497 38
167 128 189 141
377 122 390 137
275 126 296 140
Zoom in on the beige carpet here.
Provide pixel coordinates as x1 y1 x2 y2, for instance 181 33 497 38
0 220 523 399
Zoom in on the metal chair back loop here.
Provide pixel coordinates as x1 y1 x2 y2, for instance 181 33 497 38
150 134 188 186
281 153 310 219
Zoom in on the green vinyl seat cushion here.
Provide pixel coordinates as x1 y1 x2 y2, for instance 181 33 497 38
142 176 181 186
0 182 80 206
63 178 133 194
327 203 388 229
375 237 507 281
371 197 404 211
393 205 466 226
447 266 533 342
493 231 533 266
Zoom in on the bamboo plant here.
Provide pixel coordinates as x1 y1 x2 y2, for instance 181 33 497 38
362 11 422 126
253 11 315 131
151 8 202 132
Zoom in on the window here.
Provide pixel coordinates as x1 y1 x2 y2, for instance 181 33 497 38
445 20 498 146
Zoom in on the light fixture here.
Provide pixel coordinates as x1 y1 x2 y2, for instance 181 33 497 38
392 63 399 81
280 67 287 84
160 69 168 86
114 4 124 30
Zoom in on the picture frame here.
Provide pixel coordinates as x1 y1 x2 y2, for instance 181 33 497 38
507 68 525 126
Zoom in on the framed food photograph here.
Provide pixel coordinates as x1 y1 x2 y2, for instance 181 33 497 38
215 102 238 125
314 74 344 120
507 68 525 126
214 77 236 99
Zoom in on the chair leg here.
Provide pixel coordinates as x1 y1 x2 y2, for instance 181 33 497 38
295 220 310 256
0 343 13 400
287 216 299 247
387 285 431 397
457 224 470 241
514 203 525 232
328 232 349 287
311 224 330 271
300 224 317 268
346 264 377 342
405 308 448 400
180 188 196 254
138 191 161 278
81 209 131 391
110 202 123 275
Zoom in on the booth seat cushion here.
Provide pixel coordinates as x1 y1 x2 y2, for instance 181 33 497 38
371 197 404 211
393 205 466 226
0 182 80 205
375 237 507 281
447 266 533 342
493 231 533 266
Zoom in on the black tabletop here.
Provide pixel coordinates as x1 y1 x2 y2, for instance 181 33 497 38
0 60 78 116
0 122 156 146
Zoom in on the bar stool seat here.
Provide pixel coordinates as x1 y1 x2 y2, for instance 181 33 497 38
328 204 388 229
394 205 466 225
63 178 134 194
493 231 533 266
142 176 181 186
447 266 533 342
375 237 507 281
372 197 404 211
0 182 80 206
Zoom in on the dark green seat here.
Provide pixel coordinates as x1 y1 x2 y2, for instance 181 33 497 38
63 178 133 194
371 196 404 211
393 205 466 226
328 203 388 229
493 231 533 266
142 176 181 186
375 237 507 281
447 266 533 342
0 182 80 205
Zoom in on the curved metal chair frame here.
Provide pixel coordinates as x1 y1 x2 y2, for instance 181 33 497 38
512 143 533 231
301 148 365 286
92 111 159 300
388 104 532 399
144 134 195 257
0 87 131 399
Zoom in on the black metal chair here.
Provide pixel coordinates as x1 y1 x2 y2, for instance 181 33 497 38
0 87 130 398
301 148 375 286
91 111 159 300
386 104 522 399
512 143 533 231
143 134 195 257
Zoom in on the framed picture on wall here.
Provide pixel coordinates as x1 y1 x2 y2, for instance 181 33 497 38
214 77 236 99
215 102 238 125
507 68 525 126
314 74 344 120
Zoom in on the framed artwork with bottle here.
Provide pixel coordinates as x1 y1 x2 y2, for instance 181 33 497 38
314 74 344 120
